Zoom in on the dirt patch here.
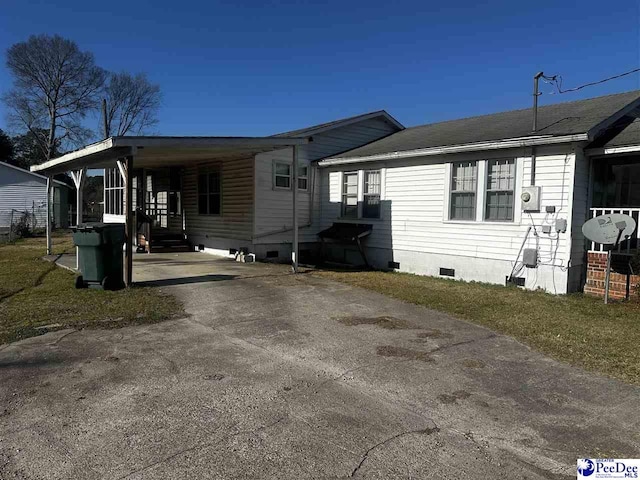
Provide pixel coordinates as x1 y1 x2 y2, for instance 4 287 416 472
376 345 434 362
460 358 485 369
437 390 471 404
338 315 414 330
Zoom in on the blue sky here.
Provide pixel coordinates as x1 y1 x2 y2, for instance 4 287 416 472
1 0 639 137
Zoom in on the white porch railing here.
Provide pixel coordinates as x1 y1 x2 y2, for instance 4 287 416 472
589 208 640 252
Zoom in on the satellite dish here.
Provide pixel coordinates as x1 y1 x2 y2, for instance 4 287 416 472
582 213 637 245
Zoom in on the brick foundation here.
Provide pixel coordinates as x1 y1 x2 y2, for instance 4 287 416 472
584 252 639 300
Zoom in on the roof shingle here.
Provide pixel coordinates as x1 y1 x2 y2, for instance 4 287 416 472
330 91 640 159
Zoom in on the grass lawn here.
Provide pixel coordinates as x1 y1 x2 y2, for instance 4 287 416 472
314 269 640 385
0 233 184 345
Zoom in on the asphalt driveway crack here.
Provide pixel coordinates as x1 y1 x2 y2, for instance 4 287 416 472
115 417 287 479
427 333 498 355
350 423 440 477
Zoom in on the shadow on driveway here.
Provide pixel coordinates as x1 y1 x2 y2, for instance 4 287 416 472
136 274 237 287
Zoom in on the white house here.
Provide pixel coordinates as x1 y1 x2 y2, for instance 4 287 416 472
31 90 640 295
0 161 70 231
99 111 403 256
312 91 640 294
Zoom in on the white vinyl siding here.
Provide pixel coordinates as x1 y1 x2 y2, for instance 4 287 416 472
253 115 400 243
317 146 578 293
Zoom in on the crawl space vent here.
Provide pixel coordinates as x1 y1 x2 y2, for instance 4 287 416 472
266 250 279 258
388 261 400 269
439 268 455 277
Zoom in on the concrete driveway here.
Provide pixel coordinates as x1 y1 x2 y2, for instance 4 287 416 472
1 252 639 479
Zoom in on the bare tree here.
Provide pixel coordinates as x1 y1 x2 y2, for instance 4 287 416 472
103 72 161 136
3 34 105 161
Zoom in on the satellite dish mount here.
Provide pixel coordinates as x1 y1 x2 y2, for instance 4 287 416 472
582 214 637 304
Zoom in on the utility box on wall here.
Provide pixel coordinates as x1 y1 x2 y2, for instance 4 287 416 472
521 186 541 212
523 248 538 268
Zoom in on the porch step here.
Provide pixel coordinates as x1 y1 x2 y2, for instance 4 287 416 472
149 245 191 253
148 232 190 253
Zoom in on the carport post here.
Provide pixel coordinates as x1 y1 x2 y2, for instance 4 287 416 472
71 168 86 269
123 155 134 286
45 176 53 255
292 146 299 273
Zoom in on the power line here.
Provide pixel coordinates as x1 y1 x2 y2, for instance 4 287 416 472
541 68 640 94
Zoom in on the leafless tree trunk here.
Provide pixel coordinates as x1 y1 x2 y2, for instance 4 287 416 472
104 72 161 136
3 34 105 161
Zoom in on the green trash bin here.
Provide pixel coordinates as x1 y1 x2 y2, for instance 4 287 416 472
72 223 126 290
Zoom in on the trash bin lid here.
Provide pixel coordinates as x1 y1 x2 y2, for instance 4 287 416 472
72 222 124 232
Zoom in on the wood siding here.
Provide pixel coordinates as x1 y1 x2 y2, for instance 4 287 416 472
253 116 400 244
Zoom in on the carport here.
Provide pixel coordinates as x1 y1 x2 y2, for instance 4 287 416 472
31 136 309 286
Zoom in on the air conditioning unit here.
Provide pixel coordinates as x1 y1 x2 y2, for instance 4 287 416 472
521 186 541 212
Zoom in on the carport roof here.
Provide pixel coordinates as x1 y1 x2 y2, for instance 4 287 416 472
30 135 310 175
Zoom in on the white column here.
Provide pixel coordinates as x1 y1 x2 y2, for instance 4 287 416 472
71 168 86 269
46 176 53 255
123 156 134 286
292 146 298 273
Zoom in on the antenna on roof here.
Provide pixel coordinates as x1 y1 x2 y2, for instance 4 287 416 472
532 72 544 132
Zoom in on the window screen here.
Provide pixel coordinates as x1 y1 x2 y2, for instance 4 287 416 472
342 172 358 218
450 162 477 220
363 170 381 218
298 165 308 190
274 163 291 188
485 159 515 221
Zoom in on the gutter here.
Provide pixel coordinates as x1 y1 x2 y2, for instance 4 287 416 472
318 133 589 167
585 144 640 157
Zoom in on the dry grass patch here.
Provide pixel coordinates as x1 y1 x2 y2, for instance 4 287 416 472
315 269 640 385
0 234 184 345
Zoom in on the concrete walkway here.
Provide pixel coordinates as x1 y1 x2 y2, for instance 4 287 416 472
1 252 639 479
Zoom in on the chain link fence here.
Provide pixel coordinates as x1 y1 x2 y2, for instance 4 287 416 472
0 205 48 243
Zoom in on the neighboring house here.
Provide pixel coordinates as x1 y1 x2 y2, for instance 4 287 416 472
315 91 640 295
0 161 70 230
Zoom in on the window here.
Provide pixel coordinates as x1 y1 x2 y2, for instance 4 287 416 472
198 169 221 215
105 167 124 215
298 165 308 190
342 172 358 218
485 159 515 221
274 162 291 189
363 170 381 218
450 161 477 220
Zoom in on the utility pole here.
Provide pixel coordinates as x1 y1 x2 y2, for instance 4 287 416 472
532 72 543 132
102 98 109 138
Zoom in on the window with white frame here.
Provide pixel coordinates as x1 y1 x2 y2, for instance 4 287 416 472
363 170 381 218
450 161 477 220
105 167 124 215
341 172 358 218
274 162 291 189
198 168 221 215
485 159 515 221
298 165 308 190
